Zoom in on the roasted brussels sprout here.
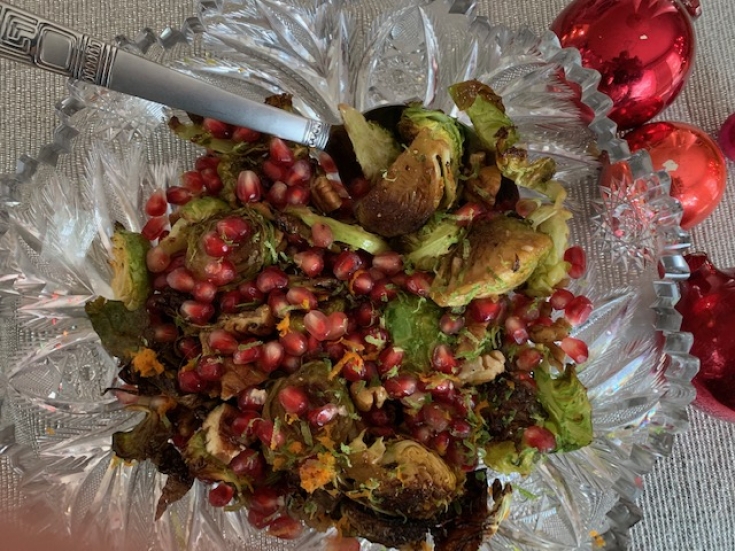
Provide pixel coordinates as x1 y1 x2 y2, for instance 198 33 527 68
109 227 151 311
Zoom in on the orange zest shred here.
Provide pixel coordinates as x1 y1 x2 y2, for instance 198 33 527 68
131 347 165 377
328 351 363 380
276 313 291 337
299 452 337 493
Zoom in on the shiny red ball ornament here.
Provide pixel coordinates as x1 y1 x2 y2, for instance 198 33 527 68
717 112 735 161
678 253 735 423
551 0 700 130
625 121 726 229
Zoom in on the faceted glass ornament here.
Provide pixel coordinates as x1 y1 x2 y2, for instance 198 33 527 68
0 1 696 550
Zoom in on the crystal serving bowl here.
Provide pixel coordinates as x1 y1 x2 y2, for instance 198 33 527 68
0 0 697 549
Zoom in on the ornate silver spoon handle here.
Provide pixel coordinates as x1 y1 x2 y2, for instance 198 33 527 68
0 1 330 148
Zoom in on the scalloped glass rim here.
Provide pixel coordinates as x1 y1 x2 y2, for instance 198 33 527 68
0 1 697 549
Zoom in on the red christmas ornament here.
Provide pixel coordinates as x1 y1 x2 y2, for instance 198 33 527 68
678 253 735 423
551 0 699 130
625 121 726 229
717 112 735 161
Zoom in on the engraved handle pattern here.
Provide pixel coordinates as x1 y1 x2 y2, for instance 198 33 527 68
0 2 116 86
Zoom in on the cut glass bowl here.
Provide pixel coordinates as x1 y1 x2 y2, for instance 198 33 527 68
0 0 697 549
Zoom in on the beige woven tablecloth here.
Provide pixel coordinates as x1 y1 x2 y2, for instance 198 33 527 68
2 0 735 549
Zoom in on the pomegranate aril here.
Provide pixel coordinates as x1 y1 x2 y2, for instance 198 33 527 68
294 249 324 277
449 419 472 439
560 336 589 363
318 151 338 174
263 160 287 183
152 324 178 343
286 286 318 310
308 403 340 427
278 385 309 415
426 378 455 400
208 483 235 507
505 315 529 344
152 273 169 291
405 271 433 296
342 358 367 382
565 295 593 326
431 431 451 455
180 300 215 324
467 297 505 323
195 155 220 171
216 216 252 242
178 369 205 393
237 386 267 411
516 347 543 371
269 138 296 166
204 259 237 286
333 250 364 281
166 267 195 293
255 419 285 448
439 313 464 335
233 126 261 143
378 346 404 375
280 331 309 356
285 159 312 186
564 245 587 279
420 402 450 433
550 288 574 310
268 516 303 540
247 508 273 530
384 374 418 399
202 117 233 139
325 311 349 340
522 425 557 452
311 222 334 248
268 290 291 318
370 280 398 303
181 170 205 193
166 186 193 205
349 271 374 296
141 216 168 241
230 448 265 478
207 329 238 355
258 340 285 372
304 310 330 341
355 301 378 327
192 280 218 303
197 355 226 381
234 343 262 365
238 280 265 303
145 189 168 217
285 185 310 206
250 486 282 516
236 170 263 203
372 251 403 276
454 202 486 226
349 176 371 198
431 344 458 374
219 289 243 314
146 245 171 273
362 326 388 353
201 231 231 257
178 337 202 360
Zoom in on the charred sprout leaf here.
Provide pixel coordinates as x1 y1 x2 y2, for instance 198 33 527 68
284 205 389 254
526 205 573 296
168 116 236 153
342 435 462 520
178 196 230 224
339 104 402 182
339 500 434 550
85 297 148 359
483 440 538 476
496 148 561 201
383 292 446 371
399 212 466 272
535 362 593 452
110 227 151 311
430 216 553 307
449 80 518 152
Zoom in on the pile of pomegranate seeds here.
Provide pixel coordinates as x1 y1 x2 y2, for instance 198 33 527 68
108 110 593 546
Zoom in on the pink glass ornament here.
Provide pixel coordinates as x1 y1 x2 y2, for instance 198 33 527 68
551 0 699 130
678 253 735 422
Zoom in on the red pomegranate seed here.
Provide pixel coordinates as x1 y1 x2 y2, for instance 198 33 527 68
439 313 464 335
151 323 178 343
238 280 265 303
286 185 310 206
178 369 205 393
230 448 265 479
325 341 346 362
370 280 398 303
326 311 349 340
256 266 289 294
258 340 285 372
286 287 318 310
180 300 215 324
195 155 220 171
384 374 418 399
278 385 309 415
362 326 388 353
372 251 403 276
201 231 232 257
348 176 371 198
233 342 262 365
141 216 169 241
181 170 205 193
466 297 505 323
216 216 252 242
285 159 312 186
202 117 233 139
427 379 456 400
355 301 378 327
431 343 458 374
341 357 367 382
522 425 557 452
146 245 171 273
263 160 287 183
268 516 303 540
166 186 193 205
231 410 260 440
307 403 340 427
219 289 243 313
550 288 575 310
420 402 451 433
280 331 309 356
564 245 587 279
516 347 543 371
267 290 290 318
178 337 202 360
333 250 364 281
197 355 226 381
449 419 472 439
152 273 168 291
505 315 529 344
168 254 186 271
565 295 593 326
430 431 451 455
268 181 289 209
192 280 218 303
454 202 486 226
236 170 263 203
349 270 374 296
280 354 301 373
560 336 589 363
232 126 261 143
250 486 283 515
311 222 334 248
304 310 330 341
378 346 404 375
166 267 195 292
364 405 394 427
204 259 237 286
208 483 235 507
269 137 295 166
405 271 433 296
293 249 324 277
208 329 239 355
237 386 267 411
145 189 168 217
255 419 286 448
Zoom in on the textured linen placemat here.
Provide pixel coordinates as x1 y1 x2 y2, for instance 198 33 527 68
2 0 735 550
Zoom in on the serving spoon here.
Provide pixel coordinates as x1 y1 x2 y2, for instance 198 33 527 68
0 1 394 156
